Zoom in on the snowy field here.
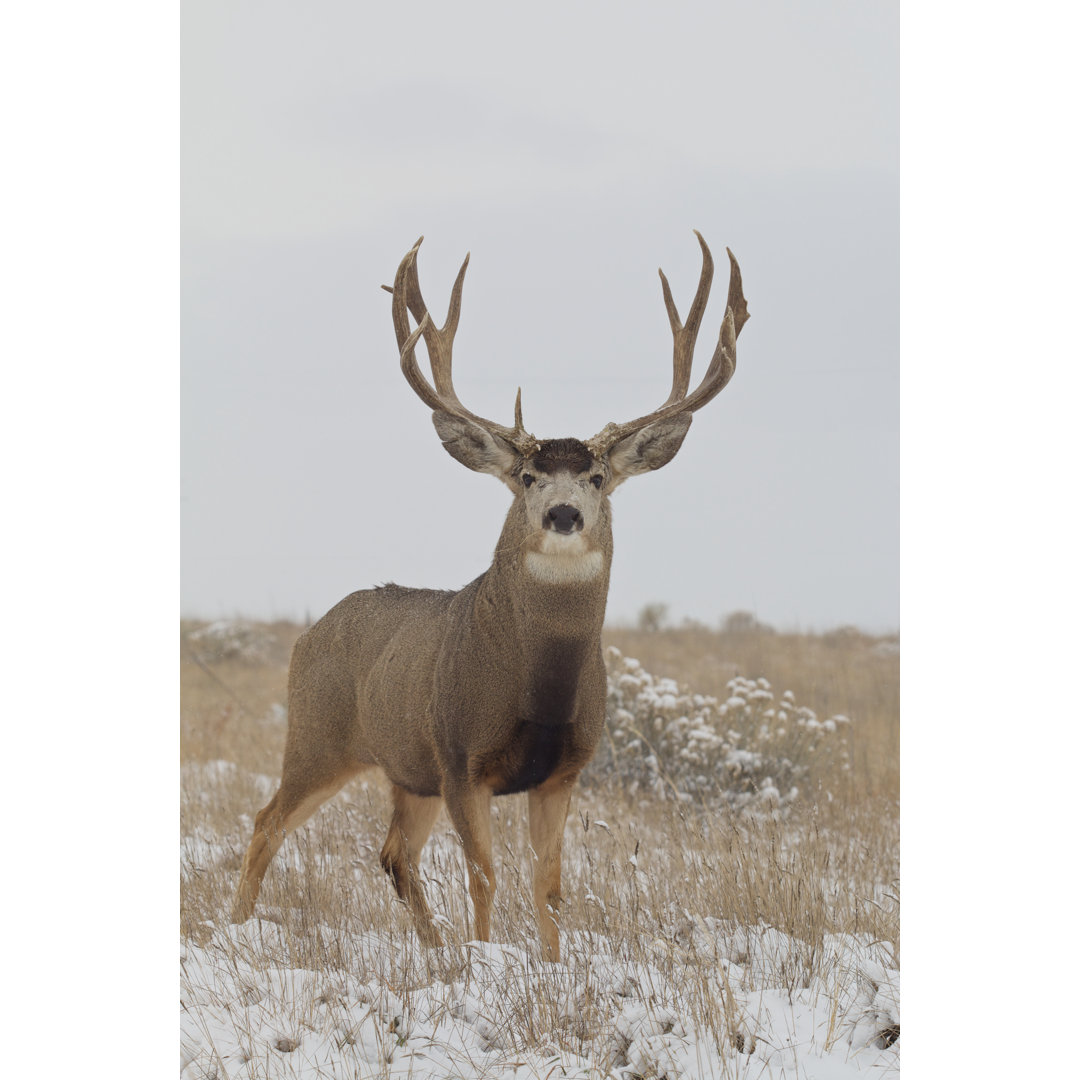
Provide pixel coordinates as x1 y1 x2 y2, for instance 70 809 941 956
180 627 899 1078
181 909 898 1079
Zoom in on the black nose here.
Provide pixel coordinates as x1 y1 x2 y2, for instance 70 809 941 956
546 504 583 534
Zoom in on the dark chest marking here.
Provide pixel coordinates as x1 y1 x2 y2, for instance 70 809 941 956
491 721 569 795
486 637 589 795
524 637 584 728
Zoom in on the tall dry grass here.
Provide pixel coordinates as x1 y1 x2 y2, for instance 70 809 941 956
181 618 898 967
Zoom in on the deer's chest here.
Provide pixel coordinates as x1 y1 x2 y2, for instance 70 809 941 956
489 719 571 795
485 639 600 794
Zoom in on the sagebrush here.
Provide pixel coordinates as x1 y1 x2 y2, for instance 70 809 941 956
594 646 852 812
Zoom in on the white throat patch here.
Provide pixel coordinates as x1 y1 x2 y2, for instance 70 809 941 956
525 535 606 584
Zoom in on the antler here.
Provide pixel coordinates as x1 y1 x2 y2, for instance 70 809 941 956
382 237 539 456
585 231 749 457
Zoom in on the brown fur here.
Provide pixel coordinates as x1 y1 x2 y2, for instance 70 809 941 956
531 438 595 475
232 487 612 960
233 234 748 961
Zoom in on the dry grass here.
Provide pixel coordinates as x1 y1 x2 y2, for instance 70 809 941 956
181 619 898 944
180 619 302 776
180 618 899 1076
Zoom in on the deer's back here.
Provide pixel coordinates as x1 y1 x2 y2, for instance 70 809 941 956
285 584 458 779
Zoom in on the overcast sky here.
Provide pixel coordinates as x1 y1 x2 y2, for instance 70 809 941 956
181 0 898 632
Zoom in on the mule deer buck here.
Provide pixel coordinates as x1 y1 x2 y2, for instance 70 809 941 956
232 232 749 960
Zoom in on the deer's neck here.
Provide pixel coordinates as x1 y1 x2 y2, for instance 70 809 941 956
523 540 606 586
477 504 612 643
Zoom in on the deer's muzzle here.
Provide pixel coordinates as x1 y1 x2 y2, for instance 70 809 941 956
545 504 583 534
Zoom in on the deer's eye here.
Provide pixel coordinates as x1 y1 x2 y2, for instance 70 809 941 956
590 474 604 489
522 473 535 488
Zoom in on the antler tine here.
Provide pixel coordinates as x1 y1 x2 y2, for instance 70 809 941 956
658 229 714 407
386 240 539 456
386 235 467 404
585 236 748 457
399 313 446 412
666 300 738 415
514 387 525 431
430 253 470 400
386 237 424 352
724 245 750 338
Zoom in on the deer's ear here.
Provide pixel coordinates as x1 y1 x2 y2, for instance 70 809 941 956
606 413 692 488
432 411 518 481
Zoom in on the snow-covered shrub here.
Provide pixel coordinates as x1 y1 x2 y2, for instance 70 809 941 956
592 646 851 812
185 620 276 664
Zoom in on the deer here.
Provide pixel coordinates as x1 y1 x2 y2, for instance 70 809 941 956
231 231 749 961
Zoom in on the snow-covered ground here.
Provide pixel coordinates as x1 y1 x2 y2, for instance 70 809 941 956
180 642 899 1078
181 913 898 1078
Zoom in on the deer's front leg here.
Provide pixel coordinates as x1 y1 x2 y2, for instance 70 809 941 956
443 781 495 942
528 777 575 961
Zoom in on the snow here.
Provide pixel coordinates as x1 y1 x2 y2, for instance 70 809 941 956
181 920 898 1078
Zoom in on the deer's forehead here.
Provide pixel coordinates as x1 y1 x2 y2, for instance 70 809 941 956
529 438 596 475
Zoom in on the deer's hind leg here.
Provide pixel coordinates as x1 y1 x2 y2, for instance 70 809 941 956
231 766 362 923
379 785 444 946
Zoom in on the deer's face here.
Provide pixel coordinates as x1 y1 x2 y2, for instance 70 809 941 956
432 416 611 580
515 438 608 554
431 412 698 582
